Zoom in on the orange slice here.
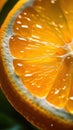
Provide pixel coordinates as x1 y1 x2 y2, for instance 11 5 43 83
0 0 73 130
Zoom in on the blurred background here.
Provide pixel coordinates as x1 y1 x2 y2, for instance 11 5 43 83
0 0 38 130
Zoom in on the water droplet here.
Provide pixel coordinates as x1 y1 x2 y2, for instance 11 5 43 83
17 63 23 67
69 97 73 100
18 15 22 19
16 27 19 30
54 89 59 94
25 17 31 21
51 21 57 27
62 86 66 90
17 21 22 24
18 37 26 41
37 85 41 88
51 0 56 4
23 12 27 15
32 83 35 86
25 73 32 77
36 24 42 29
21 25 29 28
32 35 40 39
59 24 64 29
20 50 24 53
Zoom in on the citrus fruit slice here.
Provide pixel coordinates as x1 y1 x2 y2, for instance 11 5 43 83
0 0 73 130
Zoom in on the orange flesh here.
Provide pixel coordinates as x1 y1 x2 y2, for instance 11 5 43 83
9 0 73 114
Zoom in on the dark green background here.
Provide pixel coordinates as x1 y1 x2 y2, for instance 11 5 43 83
0 0 39 129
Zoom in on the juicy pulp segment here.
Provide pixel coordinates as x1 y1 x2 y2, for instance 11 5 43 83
13 58 62 97
60 0 73 38
33 0 71 43
46 59 72 108
9 0 73 113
